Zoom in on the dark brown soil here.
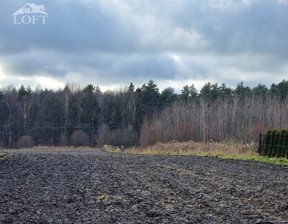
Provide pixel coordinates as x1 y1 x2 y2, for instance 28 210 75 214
1 149 288 223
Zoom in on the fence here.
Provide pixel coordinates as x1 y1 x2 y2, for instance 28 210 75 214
258 132 288 158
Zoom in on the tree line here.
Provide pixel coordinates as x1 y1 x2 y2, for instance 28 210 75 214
0 80 287 148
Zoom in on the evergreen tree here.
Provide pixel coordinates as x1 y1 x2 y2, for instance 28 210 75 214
200 82 220 103
181 85 190 101
141 80 160 117
220 83 233 99
276 80 288 100
269 83 278 96
18 85 29 101
61 88 80 146
0 90 3 102
38 91 63 145
105 96 123 130
160 87 176 108
252 83 268 98
81 84 100 145
133 88 145 137
128 83 135 93
235 82 252 100
95 85 102 95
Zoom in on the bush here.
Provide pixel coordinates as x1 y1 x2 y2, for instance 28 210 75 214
17 135 35 148
70 130 89 147
97 124 138 147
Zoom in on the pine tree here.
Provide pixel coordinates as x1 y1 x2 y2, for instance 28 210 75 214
38 91 63 145
141 80 160 118
181 85 190 101
276 80 288 101
252 83 268 98
160 87 176 109
81 84 100 146
235 82 252 101
200 82 221 103
105 96 122 130
128 83 135 93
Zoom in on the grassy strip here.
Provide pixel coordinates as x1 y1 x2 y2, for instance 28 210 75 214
125 141 288 165
0 153 7 158
202 154 288 165
215 154 288 165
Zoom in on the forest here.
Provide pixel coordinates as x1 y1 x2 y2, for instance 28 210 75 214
0 80 287 148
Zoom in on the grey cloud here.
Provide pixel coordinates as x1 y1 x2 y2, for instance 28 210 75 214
68 53 178 84
0 1 139 55
0 0 287 90
174 0 288 56
3 51 178 84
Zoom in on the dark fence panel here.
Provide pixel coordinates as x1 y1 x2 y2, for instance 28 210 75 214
259 132 288 158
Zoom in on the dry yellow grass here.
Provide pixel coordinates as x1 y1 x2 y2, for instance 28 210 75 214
12 141 258 158
125 140 259 158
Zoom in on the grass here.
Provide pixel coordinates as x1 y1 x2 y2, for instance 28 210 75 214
210 154 288 165
125 140 288 165
125 140 257 156
103 145 123 153
0 153 7 158
48 217 53 224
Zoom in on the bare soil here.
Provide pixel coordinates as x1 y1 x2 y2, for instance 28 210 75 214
1 149 288 223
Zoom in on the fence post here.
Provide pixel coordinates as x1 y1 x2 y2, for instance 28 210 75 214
286 133 288 159
258 133 262 156
271 132 275 158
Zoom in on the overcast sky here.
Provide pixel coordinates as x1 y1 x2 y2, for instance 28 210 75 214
0 0 288 92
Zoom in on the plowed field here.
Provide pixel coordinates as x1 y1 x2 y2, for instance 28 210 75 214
1 149 288 223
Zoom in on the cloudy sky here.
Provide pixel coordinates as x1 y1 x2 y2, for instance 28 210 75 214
0 0 288 92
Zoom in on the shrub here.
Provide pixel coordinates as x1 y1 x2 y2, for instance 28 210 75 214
17 135 35 148
70 130 89 147
97 124 138 147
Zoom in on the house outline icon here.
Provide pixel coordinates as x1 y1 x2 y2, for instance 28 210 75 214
13 3 48 16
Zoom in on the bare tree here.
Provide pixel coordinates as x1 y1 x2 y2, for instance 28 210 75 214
2 86 17 146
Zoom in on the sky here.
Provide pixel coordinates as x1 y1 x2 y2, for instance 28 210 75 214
0 0 288 92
